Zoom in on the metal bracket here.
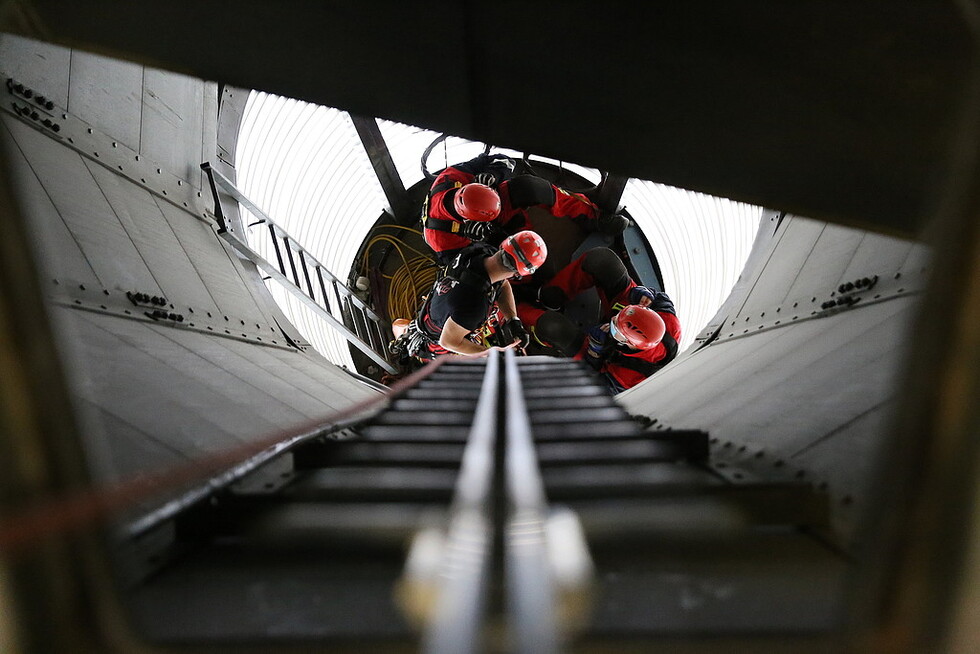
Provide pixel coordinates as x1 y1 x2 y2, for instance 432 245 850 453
711 269 925 344
49 281 294 350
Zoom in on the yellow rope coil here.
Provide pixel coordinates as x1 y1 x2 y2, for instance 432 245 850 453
360 227 438 321
388 256 438 320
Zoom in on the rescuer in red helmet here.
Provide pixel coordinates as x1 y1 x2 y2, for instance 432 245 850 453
396 230 548 360
422 153 628 264
516 247 681 391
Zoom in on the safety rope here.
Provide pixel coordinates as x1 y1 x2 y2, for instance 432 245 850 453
0 355 461 558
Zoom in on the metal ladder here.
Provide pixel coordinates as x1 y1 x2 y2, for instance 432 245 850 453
119 352 842 652
201 162 395 374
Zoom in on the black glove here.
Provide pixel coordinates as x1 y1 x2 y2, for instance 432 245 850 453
474 172 497 187
459 220 498 242
628 286 656 306
629 285 676 314
483 155 516 186
584 325 614 370
498 317 531 351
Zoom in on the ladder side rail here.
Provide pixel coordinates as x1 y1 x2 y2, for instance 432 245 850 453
205 163 383 322
218 232 396 374
423 353 502 654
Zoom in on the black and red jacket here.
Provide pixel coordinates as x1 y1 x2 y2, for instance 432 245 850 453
423 154 599 263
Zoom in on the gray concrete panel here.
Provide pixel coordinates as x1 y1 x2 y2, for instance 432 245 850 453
154 199 269 321
68 49 143 151
3 113 160 292
0 33 70 107
83 161 220 313
140 67 205 183
0 117 99 287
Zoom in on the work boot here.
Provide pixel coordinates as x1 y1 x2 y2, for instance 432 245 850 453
538 286 568 312
595 211 629 234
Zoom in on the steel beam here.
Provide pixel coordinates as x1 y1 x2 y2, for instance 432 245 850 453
350 114 412 221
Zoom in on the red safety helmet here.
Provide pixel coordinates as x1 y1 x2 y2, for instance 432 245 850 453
500 230 548 277
610 305 666 350
453 183 501 221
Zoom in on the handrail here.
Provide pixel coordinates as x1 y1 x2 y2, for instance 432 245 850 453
421 351 501 654
200 162 395 374
201 162 382 321
503 349 559 654
0 356 452 556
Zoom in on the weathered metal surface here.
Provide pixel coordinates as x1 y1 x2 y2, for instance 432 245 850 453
0 117 100 286
140 67 206 182
0 33 71 107
83 161 221 312
153 200 274 322
68 50 143 151
1 64 209 215
2 113 162 291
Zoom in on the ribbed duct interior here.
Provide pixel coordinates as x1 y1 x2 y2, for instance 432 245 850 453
236 91 761 361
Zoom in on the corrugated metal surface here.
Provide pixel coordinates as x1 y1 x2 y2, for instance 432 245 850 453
623 180 762 350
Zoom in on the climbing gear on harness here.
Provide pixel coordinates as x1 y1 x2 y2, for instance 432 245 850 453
404 244 502 361
389 318 435 361
500 231 548 277
454 183 501 221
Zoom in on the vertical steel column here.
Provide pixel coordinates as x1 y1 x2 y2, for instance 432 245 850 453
423 354 501 654
503 350 558 654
